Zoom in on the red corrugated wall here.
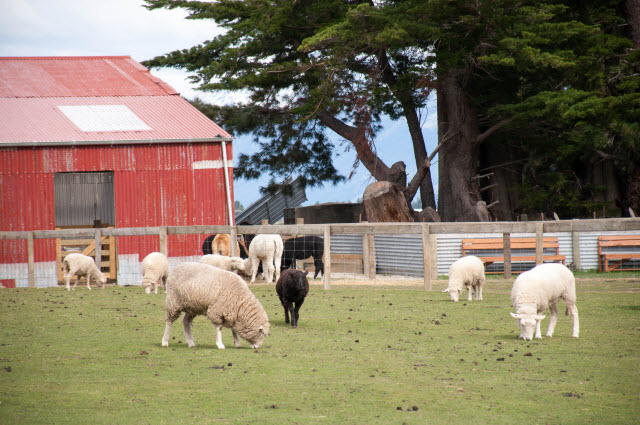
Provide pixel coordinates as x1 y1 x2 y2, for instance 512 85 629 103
0 142 234 262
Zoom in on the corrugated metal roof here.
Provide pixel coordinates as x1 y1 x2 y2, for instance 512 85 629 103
0 56 177 97
0 56 232 145
0 96 232 144
236 177 307 224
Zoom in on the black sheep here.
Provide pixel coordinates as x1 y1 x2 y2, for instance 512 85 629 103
281 236 324 279
276 269 310 328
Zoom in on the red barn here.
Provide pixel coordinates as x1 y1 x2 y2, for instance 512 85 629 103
0 56 234 287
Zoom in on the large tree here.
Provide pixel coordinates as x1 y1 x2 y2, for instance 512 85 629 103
144 0 438 215
144 0 639 221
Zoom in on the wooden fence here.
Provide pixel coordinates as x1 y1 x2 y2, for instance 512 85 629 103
1 218 639 290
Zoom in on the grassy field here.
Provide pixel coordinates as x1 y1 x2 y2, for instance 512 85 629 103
0 275 638 424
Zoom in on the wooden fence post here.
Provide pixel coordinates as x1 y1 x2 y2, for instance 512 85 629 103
94 228 102 274
323 225 331 290
159 227 168 256
571 220 581 271
28 231 35 288
421 224 432 291
230 226 238 257
503 233 512 278
535 222 544 265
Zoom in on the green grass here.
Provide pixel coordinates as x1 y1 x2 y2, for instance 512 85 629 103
0 277 639 424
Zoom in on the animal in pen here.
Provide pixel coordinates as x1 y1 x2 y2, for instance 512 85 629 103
200 254 245 274
510 263 579 340
276 269 310 328
162 263 270 350
141 252 169 294
281 235 324 279
248 234 284 284
61 253 107 291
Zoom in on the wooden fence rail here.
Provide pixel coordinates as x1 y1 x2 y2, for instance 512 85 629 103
2 218 639 289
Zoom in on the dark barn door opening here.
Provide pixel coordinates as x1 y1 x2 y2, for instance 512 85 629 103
54 172 115 227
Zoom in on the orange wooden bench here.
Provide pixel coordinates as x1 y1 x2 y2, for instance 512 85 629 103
598 235 640 272
462 237 566 273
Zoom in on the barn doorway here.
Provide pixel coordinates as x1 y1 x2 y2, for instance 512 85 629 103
54 172 117 283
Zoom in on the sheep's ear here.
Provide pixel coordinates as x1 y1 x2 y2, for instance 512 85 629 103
510 312 522 319
303 270 309 276
534 314 546 321
442 288 450 293
259 325 264 330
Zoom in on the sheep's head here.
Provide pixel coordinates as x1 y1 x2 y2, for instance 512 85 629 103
510 312 546 340
230 257 245 272
141 278 154 294
98 273 107 289
247 323 270 349
442 286 462 302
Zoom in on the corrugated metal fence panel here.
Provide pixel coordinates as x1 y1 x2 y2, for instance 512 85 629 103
236 177 307 224
331 235 363 254
375 234 425 277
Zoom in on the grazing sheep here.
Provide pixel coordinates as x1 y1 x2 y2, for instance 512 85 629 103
282 235 324 279
162 263 270 350
248 234 284 284
212 234 240 257
442 256 485 302
200 254 245 273
141 252 169 294
276 269 310 328
61 253 107 291
510 263 579 340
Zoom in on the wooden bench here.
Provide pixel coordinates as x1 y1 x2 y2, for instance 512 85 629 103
462 237 566 273
598 235 640 272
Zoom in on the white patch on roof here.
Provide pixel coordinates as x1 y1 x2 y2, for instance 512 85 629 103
58 105 152 132
192 160 233 170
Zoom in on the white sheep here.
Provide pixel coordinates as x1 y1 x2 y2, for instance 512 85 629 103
162 262 270 350
248 234 283 284
510 263 579 340
141 252 169 294
200 254 245 273
442 255 485 302
61 252 107 291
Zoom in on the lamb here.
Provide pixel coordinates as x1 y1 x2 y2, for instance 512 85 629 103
281 235 324 279
141 252 169 294
162 262 270 350
248 234 284 284
61 252 107 291
276 269 310 328
211 234 240 257
200 254 245 273
442 255 485 302
510 263 579 340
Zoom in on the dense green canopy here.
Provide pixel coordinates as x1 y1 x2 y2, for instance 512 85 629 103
144 0 639 220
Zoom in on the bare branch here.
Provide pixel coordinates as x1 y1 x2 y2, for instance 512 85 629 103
476 118 514 144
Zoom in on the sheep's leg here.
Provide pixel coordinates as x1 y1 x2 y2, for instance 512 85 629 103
314 257 323 280
274 255 281 283
292 299 304 327
215 325 226 350
477 281 483 301
162 310 180 347
282 301 290 324
86 274 92 290
567 302 579 338
546 304 559 337
534 318 543 339
289 305 298 328
250 257 260 284
467 284 473 301
183 313 196 348
64 271 74 291
72 272 82 290
154 280 159 294
231 329 241 348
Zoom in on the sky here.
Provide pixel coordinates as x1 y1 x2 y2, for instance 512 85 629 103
0 0 439 209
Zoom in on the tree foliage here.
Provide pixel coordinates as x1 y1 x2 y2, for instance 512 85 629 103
144 0 639 219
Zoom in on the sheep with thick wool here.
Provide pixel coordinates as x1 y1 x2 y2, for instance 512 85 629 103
200 254 245 273
141 252 169 294
162 262 270 350
276 269 310 328
248 234 283 284
442 256 485 302
510 263 579 340
62 253 107 291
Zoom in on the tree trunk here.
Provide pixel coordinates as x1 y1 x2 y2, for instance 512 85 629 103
479 139 522 221
362 181 414 222
436 73 484 222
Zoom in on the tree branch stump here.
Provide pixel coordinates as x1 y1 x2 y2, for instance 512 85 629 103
362 181 414 223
